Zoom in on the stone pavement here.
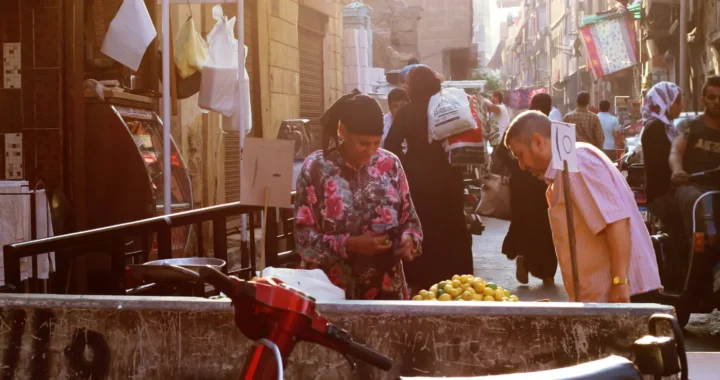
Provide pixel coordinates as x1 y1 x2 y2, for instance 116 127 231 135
471 217 567 302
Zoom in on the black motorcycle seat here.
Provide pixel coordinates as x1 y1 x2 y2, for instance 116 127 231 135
399 355 642 380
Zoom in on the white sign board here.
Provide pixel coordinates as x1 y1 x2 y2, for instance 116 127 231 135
241 138 294 208
551 121 578 172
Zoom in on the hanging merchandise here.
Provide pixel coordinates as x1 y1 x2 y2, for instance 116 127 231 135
579 12 639 80
427 87 477 143
199 5 252 134
174 17 209 79
101 0 157 72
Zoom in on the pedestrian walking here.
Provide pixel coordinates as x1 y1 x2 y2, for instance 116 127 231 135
597 100 622 160
563 92 605 149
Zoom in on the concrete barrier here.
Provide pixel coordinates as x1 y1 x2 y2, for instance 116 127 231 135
0 295 673 379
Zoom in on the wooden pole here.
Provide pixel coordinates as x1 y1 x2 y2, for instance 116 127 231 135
562 160 581 302
259 186 269 275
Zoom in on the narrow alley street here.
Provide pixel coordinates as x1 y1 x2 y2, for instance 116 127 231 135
474 218 720 352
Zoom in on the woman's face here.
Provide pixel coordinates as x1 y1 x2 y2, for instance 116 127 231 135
668 92 684 119
339 124 381 166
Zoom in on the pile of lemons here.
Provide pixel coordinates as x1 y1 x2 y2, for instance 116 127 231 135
411 274 519 302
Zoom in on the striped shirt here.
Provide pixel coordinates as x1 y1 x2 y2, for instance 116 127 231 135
544 143 662 302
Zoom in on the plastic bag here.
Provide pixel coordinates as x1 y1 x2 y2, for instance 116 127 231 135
198 5 252 134
427 87 477 142
443 95 487 166
476 173 511 221
174 17 208 79
259 267 346 301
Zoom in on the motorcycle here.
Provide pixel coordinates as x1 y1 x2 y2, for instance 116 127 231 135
650 167 720 327
193 265 688 380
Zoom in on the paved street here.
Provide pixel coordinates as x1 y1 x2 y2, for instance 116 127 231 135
472 218 720 352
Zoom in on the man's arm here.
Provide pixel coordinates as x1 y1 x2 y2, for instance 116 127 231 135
669 119 690 183
606 218 632 302
484 98 501 114
593 116 605 149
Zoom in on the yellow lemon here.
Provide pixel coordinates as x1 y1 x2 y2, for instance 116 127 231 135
412 295 424 301
438 281 448 290
494 288 505 301
462 291 473 301
450 288 461 298
419 290 429 298
429 284 438 293
425 292 437 299
466 287 476 295
472 293 484 301
509 295 519 302
438 293 452 301
503 289 511 297
473 281 486 293
474 277 484 283
483 287 496 297
451 280 462 288
483 296 495 301
486 282 498 290
443 284 454 294
452 275 461 281
460 275 470 284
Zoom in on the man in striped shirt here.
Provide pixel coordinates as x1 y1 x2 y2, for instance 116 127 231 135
504 111 662 303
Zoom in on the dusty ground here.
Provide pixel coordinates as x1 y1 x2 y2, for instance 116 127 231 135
472 218 720 352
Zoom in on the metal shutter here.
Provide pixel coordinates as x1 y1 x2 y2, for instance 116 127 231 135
222 1 261 202
299 27 325 152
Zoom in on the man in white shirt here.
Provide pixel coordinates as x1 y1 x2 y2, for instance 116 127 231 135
597 100 622 160
549 106 563 121
381 88 409 148
485 91 511 148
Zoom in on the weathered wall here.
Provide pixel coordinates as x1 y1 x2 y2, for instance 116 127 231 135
0 295 673 379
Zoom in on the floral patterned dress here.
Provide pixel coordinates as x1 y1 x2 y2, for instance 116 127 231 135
294 148 423 300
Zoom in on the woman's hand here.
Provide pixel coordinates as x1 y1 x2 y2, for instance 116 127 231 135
347 232 392 256
396 234 417 262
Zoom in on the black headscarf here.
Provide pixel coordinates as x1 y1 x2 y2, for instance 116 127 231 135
320 89 384 153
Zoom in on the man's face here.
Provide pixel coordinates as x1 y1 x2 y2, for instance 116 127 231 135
492 95 501 105
388 100 408 118
702 85 720 119
507 133 553 179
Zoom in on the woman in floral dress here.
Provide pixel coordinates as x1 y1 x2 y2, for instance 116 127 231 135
294 91 423 300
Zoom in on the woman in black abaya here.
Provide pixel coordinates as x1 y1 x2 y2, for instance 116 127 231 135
385 66 474 291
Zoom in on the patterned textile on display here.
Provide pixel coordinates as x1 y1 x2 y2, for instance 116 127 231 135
579 12 638 80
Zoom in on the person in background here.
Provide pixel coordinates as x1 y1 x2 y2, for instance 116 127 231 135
597 100 622 160
385 65 474 292
294 91 423 300
669 75 720 240
494 93 557 285
484 91 511 148
504 111 662 303
549 105 563 122
563 92 605 149
640 82 683 228
382 88 409 147
400 57 445 83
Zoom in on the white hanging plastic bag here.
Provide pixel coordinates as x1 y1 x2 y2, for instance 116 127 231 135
199 4 252 133
174 17 208 79
101 0 157 72
259 267 346 301
427 87 477 142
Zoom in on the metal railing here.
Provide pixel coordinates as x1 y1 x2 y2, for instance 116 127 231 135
2 196 302 295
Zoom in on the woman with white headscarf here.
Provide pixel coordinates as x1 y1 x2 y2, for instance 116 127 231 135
640 81 684 232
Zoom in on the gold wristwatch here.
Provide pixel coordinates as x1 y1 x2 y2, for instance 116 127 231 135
612 276 629 286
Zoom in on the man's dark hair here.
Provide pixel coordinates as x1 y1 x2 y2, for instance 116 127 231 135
407 57 420 65
529 93 552 116
406 65 441 104
576 92 590 107
504 110 552 148
599 100 611 112
702 75 720 97
492 91 504 103
387 88 409 104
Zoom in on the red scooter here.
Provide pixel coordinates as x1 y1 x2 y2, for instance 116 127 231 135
197 266 392 379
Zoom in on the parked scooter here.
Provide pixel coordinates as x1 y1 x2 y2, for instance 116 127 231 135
651 167 720 327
